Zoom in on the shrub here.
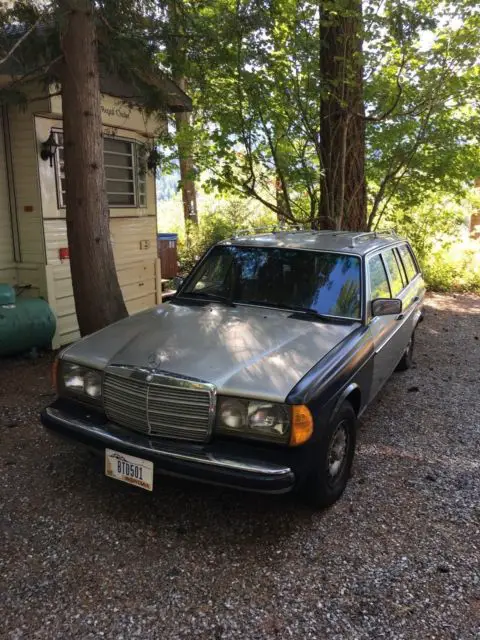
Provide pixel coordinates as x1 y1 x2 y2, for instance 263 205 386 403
422 240 480 293
384 195 480 293
177 198 276 273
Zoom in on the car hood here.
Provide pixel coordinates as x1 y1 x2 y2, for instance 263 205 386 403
62 302 360 402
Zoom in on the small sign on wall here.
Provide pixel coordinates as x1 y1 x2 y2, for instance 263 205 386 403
59 247 70 260
139 240 151 250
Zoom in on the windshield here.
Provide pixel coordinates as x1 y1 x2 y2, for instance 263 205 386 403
182 245 362 320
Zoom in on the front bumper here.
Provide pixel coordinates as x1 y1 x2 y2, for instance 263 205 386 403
40 400 295 494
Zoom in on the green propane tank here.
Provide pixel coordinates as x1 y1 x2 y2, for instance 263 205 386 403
0 288 56 357
0 283 15 305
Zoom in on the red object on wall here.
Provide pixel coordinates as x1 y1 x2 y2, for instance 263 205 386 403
59 247 70 260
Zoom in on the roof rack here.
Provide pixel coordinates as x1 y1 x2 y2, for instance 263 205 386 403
232 223 307 238
349 230 398 248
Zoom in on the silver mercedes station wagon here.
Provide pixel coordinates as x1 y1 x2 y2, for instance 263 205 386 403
41 230 425 508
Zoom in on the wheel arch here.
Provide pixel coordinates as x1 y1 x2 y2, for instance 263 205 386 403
332 383 362 420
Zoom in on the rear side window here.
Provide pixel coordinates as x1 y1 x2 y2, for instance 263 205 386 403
394 249 408 287
383 249 404 297
369 254 391 299
398 244 418 282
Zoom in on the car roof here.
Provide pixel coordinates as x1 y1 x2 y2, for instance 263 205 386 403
218 230 406 257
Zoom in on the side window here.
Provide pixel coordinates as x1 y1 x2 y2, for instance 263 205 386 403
394 249 407 288
104 138 136 206
383 249 404 297
398 244 418 282
369 254 391 300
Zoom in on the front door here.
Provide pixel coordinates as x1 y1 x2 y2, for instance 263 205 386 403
367 247 424 403
366 252 404 401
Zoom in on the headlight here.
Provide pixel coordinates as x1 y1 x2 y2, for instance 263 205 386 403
59 361 103 403
216 396 291 444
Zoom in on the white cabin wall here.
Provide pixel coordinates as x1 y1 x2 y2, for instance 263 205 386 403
5 92 51 298
44 213 159 348
0 111 15 284
7 99 48 266
38 93 164 347
49 93 166 138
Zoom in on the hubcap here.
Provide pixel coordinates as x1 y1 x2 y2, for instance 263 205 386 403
327 421 348 479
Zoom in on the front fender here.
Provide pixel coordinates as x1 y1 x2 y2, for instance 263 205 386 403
330 382 361 421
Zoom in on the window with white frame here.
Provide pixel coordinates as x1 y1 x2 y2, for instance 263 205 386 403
54 131 147 208
136 145 147 208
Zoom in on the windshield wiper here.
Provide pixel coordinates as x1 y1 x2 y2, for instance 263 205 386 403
239 300 355 323
179 292 236 307
288 306 356 324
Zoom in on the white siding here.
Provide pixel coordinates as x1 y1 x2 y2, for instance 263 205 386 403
0 113 15 283
8 101 48 264
44 217 159 347
16 263 47 299
50 93 166 137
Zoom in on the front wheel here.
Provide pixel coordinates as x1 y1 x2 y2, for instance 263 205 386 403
300 402 356 509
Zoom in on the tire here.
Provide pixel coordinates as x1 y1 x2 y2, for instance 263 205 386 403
300 401 356 509
396 330 415 371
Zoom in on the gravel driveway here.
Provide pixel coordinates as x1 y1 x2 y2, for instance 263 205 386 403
1 292 479 640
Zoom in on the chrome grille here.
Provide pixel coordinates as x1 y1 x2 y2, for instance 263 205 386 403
103 368 215 442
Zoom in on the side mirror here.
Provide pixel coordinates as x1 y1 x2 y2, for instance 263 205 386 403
371 298 402 317
172 276 185 291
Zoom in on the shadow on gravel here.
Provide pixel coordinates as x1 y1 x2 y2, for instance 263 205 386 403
43 443 318 544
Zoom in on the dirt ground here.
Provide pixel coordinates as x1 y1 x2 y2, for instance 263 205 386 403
0 292 479 639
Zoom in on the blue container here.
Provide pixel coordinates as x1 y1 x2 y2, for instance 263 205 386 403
157 233 178 241
0 296 56 356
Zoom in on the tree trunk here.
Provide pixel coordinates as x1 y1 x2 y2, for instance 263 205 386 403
168 0 198 225
275 177 288 225
60 0 127 335
175 78 199 225
318 0 367 231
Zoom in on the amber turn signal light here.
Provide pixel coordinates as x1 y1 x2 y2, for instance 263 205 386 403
290 404 314 446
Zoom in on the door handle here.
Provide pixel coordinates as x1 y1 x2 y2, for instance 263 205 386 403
396 313 405 321
413 296 420 303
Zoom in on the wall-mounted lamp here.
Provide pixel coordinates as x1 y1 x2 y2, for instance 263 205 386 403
40 130 58 167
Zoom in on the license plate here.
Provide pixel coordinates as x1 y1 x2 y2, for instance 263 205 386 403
105 449 154 491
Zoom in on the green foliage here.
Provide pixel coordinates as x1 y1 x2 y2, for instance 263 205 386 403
171 0 480 229
422 241 480 293
365 0 480 228
385 196 466 264
180 0 323 224
176 198 276 273
384 192 480 293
